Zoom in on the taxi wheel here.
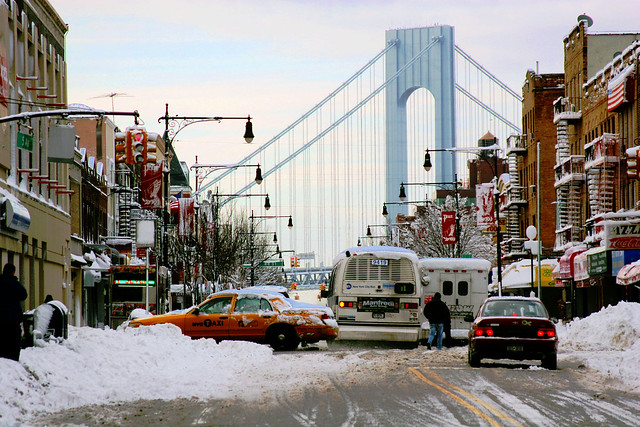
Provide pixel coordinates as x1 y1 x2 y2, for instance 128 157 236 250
268 326 300 351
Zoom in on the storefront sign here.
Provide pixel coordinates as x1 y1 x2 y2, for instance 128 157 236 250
604 222 640 250
611 250 640 276
587 248 609 276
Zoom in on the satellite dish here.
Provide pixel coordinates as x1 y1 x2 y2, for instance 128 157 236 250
577 14 593 27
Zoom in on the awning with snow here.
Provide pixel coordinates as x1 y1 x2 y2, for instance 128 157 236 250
490 259 558 292
558 245 587 279
616 259 640 285
573 251 589 285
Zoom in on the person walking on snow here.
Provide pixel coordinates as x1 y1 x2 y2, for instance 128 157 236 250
0 263 28 361
423 292 450 350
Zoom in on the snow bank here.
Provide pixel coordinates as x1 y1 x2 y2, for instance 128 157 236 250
558 301 640 351
0 323 361 423
557 301 640 391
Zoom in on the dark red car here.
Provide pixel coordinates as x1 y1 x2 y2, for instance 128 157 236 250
466 296 558 369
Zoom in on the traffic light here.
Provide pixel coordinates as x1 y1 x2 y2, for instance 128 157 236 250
146 132 160 163
627 146 640 180
126 126 147 164
295 256 300 267
290 256 295 267
115 131 127 163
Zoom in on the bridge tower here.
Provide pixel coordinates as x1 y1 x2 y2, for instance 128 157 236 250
385 26 456 217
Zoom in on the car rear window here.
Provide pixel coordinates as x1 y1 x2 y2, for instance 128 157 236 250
482 300 548 318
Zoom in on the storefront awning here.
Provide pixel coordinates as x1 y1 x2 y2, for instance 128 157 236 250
490 259 558 292
558 245 587 279
616 259 640 285
573 252 589 282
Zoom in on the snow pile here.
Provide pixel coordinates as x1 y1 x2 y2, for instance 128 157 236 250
558 301 640 351
557 301 640 391
0 323 361 423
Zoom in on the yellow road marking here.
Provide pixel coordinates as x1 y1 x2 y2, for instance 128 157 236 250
409 367 503 427
425 368 524 427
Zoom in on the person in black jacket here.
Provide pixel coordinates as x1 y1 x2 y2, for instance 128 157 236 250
423 292 450 350
0 263 28 361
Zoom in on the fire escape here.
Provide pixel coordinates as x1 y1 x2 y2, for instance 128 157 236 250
554 97 584 251
504 134 528 258
584 133 620 243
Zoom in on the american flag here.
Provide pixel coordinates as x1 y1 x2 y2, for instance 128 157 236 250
608 67 634 112
170 192 182 211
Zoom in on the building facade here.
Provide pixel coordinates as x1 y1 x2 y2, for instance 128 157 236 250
0 0 72 312
553 19 640 316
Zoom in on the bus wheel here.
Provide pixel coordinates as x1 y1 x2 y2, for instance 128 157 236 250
268 325 300 351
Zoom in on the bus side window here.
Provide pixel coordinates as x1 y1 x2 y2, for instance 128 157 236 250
443 281 453 296
458 281 469 296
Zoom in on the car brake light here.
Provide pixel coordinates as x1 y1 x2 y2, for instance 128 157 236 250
402 302 418 309
474 327 493 336
339 300 354 308
537 328 556 338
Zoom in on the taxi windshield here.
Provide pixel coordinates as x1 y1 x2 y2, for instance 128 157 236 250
482 300 548 318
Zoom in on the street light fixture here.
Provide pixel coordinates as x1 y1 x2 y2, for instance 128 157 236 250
158 103 256 271
248 211 294 286
423 143 504 295
398 178 461 258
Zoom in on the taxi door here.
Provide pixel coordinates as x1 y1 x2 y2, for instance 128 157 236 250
184 295 232 339
228 296 275 340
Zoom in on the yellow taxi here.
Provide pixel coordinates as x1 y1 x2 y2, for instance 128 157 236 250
127 289 338 350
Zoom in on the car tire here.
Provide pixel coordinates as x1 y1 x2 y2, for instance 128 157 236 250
468 348 481 367
267 325 300 351
541 352 557 370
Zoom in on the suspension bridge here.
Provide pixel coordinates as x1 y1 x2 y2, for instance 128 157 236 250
195 26 522 268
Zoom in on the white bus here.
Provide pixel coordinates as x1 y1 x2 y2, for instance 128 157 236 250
418 257 491 338
321 246 426 344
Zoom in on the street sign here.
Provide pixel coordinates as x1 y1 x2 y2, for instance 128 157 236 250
242 259 285 268
17 132 33 151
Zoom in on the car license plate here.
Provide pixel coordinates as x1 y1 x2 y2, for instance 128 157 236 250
372 312 385 319
507 345 523 352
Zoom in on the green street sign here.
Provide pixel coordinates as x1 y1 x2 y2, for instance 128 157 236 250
17 132 33 151
242 259 285 268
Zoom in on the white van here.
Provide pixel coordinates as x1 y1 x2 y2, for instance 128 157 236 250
419 257 491 338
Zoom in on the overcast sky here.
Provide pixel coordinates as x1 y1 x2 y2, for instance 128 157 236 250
48 0 640 166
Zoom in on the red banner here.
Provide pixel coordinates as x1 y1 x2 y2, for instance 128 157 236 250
178 198 195 236
141 163 163 209
476 183 495 227
441 211 456 244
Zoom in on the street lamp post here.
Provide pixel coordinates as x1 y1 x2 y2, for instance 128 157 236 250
204 191 272 286
423 144 503 295
157 103 255 279
398 178 461 258
248 211 293 286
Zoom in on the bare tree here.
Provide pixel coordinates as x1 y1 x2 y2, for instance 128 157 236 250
393 196 496 263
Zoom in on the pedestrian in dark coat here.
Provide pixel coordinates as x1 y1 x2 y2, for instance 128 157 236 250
0 263 28 361
423 292 450 350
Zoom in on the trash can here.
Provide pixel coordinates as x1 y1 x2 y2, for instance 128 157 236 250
31 300 69 343
21 312 35 348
